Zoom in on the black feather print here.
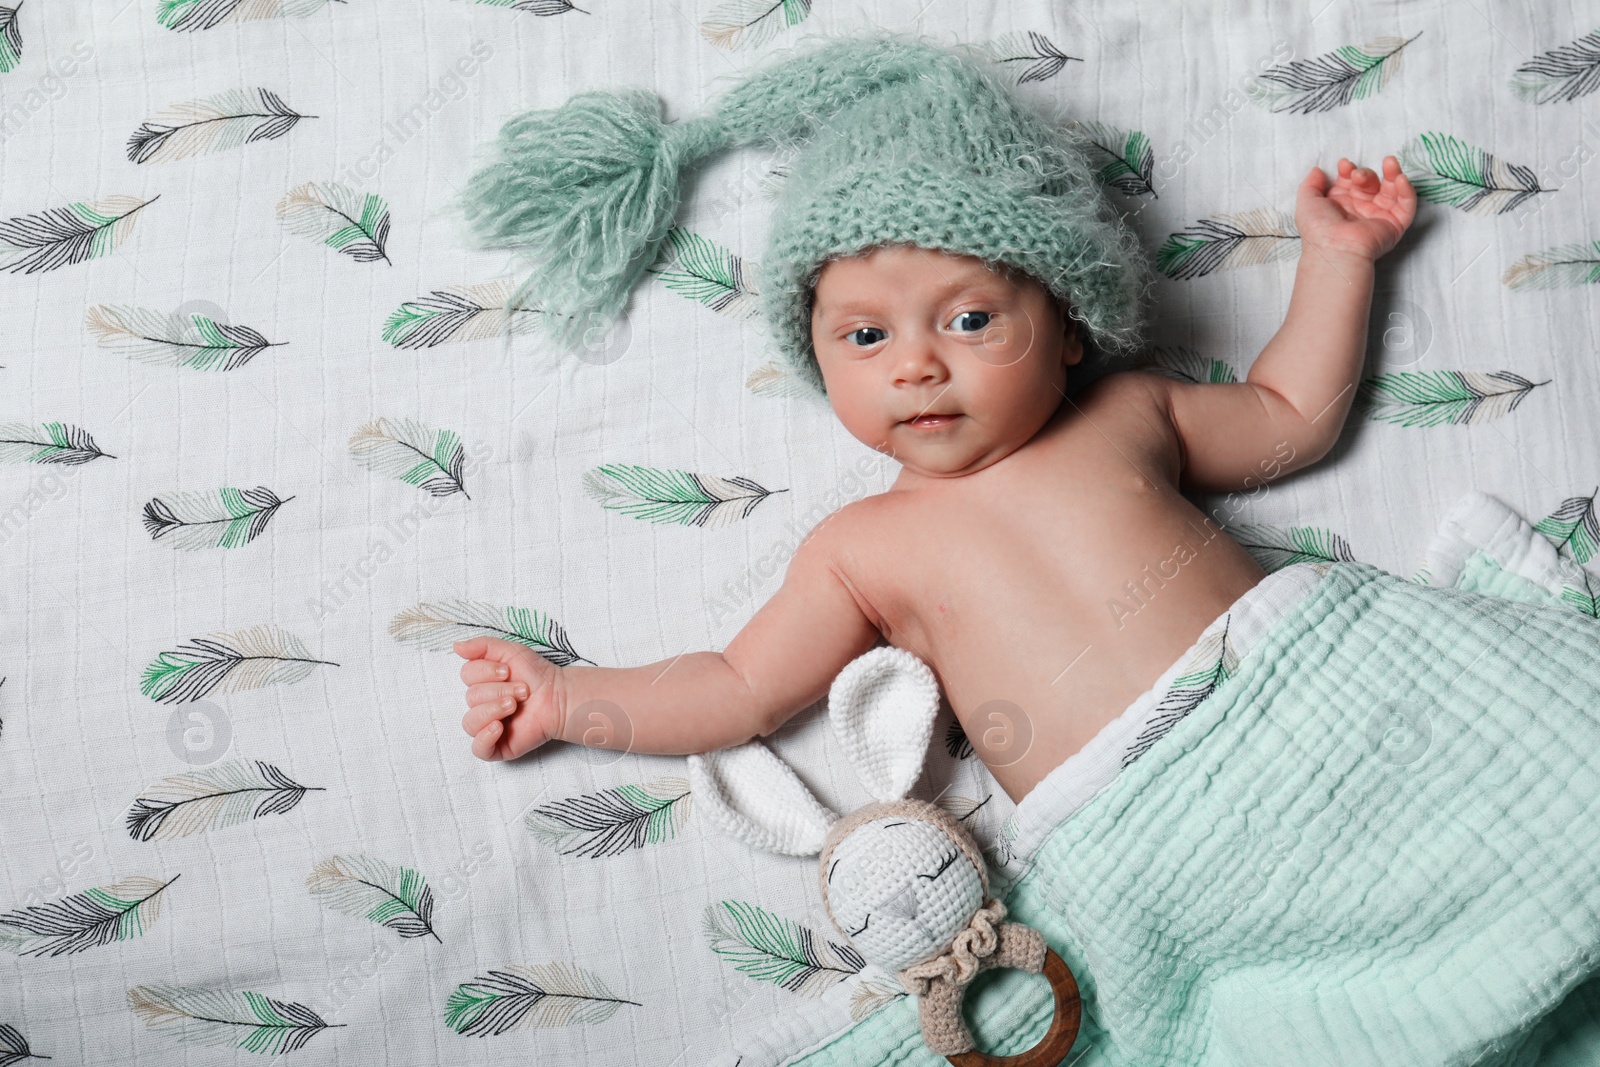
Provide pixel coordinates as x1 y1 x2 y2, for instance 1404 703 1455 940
444 963 639 1036
126 759 325 841
127 89 313 164
1121 617 1235 768
0 196 157 275
524 778 692 858
1513 29 1600 103
0 1022 49 1064
0 874 180 958
944 717 974 760
0 2 21 74
988 31 1080 84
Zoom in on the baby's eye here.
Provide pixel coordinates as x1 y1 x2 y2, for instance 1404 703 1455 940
950 311 992 333
845 327 886 347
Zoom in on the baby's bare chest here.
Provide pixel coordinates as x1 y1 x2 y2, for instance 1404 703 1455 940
832 405 1267 798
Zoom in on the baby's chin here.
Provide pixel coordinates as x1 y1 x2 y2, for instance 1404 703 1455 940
881 422 997 477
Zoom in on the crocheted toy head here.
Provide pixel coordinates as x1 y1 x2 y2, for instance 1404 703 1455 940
689 646 984 973
686 645 1081 1059
457 30 1152 400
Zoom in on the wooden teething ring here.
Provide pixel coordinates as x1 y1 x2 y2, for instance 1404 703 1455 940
945 947 1081 1067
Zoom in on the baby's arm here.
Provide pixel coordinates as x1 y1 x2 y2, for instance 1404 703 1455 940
454 519 883 760
1139 156 1417 493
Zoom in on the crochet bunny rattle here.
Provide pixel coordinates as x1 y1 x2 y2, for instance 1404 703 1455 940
688 645 1081 1064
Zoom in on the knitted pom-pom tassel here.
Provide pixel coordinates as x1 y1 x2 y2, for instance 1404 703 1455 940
458 88 728 351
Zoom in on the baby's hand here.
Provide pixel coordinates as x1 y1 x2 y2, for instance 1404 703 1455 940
1296 155 1417 263
453 636 563 761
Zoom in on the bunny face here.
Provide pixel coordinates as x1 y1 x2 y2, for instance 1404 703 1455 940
824 815 985 973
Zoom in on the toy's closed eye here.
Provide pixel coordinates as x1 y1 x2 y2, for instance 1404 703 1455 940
919 849 958 881
850 914 869 937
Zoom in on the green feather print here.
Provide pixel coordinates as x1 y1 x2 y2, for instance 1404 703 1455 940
1068 120 1157 197
987 30 1080 84
128 88 313 164
1534 490 1600 618
306 854 440 941
0 3 21 74
524 777 692 857
583 463 787 527
1134 345 1239 384
0 1023 47 1064
1223 522 1355 571
702 900 864 996
1503 240 1600 289
0 874 179 958
383 280 541 349
1157 208 1300 279
444 963 639 1036
1512 29 1600 104
128 985 343 1054
0 421 114 465
388 600 594 665
1536 489 1600 564
1559 569 1600 618
645 228 760 317
87 304 283 370
1355 369 1549 426
142 487 292 549
277 181 391 264
1400 133 1552 216
1247 32 1421 113
126 759 324 841
0 195 157 275
349 417 470 498
699 0 807 50
158 0 345 32
140 625 338 704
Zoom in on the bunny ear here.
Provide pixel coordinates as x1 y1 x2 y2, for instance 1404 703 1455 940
687 741 840 857
828 645 940 803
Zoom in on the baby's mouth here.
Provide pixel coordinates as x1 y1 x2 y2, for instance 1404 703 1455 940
901 413 961 429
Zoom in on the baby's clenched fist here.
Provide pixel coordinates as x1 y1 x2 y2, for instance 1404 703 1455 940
453 636 564 761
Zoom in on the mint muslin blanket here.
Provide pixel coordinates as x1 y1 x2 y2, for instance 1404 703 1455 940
789 491 1600 1066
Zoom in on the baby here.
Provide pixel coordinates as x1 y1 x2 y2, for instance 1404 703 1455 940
454 142 1415 804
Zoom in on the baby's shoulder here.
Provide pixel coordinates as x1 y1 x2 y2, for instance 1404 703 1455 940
1068 369 1183 482
1076 368 1173 412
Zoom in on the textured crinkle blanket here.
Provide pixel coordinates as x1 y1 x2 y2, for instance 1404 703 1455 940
788 490 1600 1066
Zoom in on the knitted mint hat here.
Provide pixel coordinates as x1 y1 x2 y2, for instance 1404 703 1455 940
458 30 1152 399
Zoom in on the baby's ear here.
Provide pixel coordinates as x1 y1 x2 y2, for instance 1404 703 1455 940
1058 299 1084 363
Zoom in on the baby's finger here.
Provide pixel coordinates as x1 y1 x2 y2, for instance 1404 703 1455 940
462 635 545 676
1299 164 1329 199
472 720 504 761
1337 157 1354 177
463 696 516 737
453 637 489 661
466 681 528 707
460 657 510 686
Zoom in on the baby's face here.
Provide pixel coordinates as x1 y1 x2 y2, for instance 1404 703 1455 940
810 245 1082 479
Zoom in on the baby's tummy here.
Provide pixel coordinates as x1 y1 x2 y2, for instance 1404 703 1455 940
923 533 1269 803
